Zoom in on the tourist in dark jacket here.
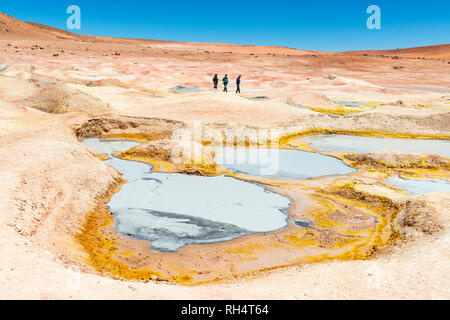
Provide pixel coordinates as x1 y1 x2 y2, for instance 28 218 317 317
222 74 229 92
212 74 218 89
236 75 241 93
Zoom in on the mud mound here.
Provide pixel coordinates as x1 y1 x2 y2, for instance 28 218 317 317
287 91 338 108
74 116 184 140
121 139 212 162
19 85 110 114
395 200 443 238
85 79 163 96
271 80 287 88
118 139 227 176
125 139 176 161
329 182 443 241
86 79 131 89
343 151 450 170
0 74 40 101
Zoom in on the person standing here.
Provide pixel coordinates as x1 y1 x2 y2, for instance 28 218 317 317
222 74 229 92
236 75 241 93
212 74 218 89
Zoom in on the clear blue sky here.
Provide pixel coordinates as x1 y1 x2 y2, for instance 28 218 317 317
1 0 449 51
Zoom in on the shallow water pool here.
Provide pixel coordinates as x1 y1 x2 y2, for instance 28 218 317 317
387 177 450 195
168 86 202 92
213 147 355 179
330 99 376 108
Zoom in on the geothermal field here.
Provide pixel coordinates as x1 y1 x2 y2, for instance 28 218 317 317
0 11 449 299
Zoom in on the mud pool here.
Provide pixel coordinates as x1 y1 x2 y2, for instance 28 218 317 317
330 99 377 107
247 96 270 100
387 177 450 194
168 86 202 92
301 134 450 158
82 138 291 252
213 147 355 179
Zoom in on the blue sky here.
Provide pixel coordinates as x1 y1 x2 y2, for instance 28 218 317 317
1 0 449 51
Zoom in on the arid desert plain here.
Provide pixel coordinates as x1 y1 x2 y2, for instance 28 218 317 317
0 12 449 299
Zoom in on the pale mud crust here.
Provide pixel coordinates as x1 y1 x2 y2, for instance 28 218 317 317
0 117 123 282
17 85 111 114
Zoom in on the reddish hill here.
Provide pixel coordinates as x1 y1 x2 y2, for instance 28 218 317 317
346 44 450 60
0 12 77 40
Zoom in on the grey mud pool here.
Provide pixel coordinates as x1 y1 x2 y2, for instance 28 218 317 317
83 134 450 253
82 138 364 251
301 134 450 158
293 134 450 193
83 138 291 251
213 146 354 179
387 177 450 194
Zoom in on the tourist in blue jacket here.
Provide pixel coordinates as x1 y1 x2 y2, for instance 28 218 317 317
222 74 229 92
